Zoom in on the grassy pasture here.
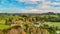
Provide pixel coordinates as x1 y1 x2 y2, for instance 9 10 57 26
44 22 60 26
0 24 10 30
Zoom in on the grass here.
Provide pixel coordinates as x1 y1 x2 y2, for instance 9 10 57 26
0 24 10 30
44 22 60 26
0 24 20 30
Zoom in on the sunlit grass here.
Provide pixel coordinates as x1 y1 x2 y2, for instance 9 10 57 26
0 24 20 30
0 24 10 30
44 22 60 26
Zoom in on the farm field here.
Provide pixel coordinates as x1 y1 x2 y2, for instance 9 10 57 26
0 24 18 30
44 22 60 26
0 24 10 30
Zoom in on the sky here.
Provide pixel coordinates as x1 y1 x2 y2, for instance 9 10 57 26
0 0 60 13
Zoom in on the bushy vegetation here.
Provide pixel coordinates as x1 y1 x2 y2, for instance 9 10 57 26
0 13 59 34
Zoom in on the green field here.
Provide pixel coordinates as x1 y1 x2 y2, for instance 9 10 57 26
0 24 20 30
0 24 10 30
44 22 60 26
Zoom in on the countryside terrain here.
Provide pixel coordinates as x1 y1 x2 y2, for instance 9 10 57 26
0 12 60 34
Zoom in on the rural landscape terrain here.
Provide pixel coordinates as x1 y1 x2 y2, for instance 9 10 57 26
0 12 60 34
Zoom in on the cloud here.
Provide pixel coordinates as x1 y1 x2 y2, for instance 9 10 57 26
0 8 60 13
18 0 42 6
0 0 60 13
0 0 42 9
46 2 60 9
18 0 41 2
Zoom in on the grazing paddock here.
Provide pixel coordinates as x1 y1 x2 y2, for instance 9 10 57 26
44 22 60 26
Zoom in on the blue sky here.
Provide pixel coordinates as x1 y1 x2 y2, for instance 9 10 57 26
0 0 41 9
0 0 60 13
